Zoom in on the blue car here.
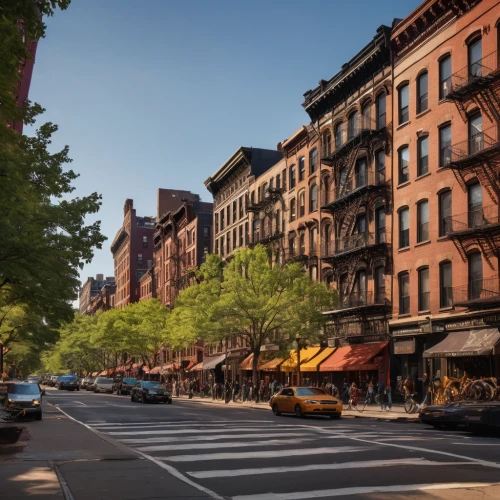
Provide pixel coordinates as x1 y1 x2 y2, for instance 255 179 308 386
57 374 79 391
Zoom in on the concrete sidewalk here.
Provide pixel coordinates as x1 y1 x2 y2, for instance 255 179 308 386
0 404 212 499
174 395 420 422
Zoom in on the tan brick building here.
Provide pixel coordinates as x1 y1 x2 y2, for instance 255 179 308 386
390 0 500 381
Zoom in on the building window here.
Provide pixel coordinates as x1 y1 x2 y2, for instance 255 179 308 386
253 217 260 243
215 213 219 234
348 111 358 140
439 55 452 100
417 72 428 114
417 200 429 243
310 266 317 281
335 122 343 149
220 210 225 230
226 232 230 254
398 146 410 184
282 169 287 190
309 148 318 175
233 228 237 249
289 198 296 222
288 235 296 257
220 235 224 256
142 236 148 248
399 272 410 315
417 136 428 177
298 191 305 218
138 253 143 265
468 252 483 300
376 93 386 129
289 165 296 189
355 158 367 188
298 157 305 181
309 184 318 212
275 209 281 233
399 207 410 248
299 233 305 255
439 125 452 167
375 206 386 244
323 132 332 156
418 267 430 311
323 224 331 256
309 227 317 255
276 174 281 189
362 100 371 125
215 239 219 255
438 190 452 236
468 37 482 77
233 200 237 222
226 205 231 226
440 261 453 308
375 150 385 184
468 182 482 228
374 266 385 303
239 225 243 247
469 112 483 154
398 84 409 124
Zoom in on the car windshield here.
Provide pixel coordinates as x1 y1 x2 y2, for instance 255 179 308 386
96 378 113 384
123 378 137 384
142 382 162 389
10 384 40 395
60 375 76 381
295 388 327 396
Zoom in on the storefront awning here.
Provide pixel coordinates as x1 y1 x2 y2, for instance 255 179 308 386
301 348 336 372
239 353 254 371
319 342 388 372
280 347 322 372
149 366 161 375
259 356 286 371
202 353 226 371
423 328 500 358
190 362 204 372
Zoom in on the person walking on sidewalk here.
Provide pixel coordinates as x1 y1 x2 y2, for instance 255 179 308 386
377 380 386 410
367 380 374 404
386 381 392 411
233 381 240 402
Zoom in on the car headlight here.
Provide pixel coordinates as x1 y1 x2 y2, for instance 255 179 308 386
304 400 320 404
8 398 13 403
33 400 40 405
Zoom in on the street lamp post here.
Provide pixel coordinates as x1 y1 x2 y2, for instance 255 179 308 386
294 337 302 387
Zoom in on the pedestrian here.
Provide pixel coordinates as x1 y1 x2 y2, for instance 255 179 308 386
420 373 430 406
386 381 392 411
367 380 374 404
377 380 386 410
233 380 240 402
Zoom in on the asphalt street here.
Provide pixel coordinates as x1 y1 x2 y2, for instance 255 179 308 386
45 389 500 500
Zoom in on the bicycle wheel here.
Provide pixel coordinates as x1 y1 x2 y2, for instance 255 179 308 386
404 398 414 414
374 393 380 404
357 400 368 413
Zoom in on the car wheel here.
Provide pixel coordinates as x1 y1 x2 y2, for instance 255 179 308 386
76 387 80 391
167 399 172 405
432 423 443 429
295 404 304 418
272 403 281 416
34 411 42 421
130 394 135 402
330 415 341 419
142 395 147 404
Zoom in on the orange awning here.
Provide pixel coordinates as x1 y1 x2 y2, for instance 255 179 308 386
190 362 203 372
280 347 321 372
300 347 336 372
259 357 286 372
319 342 388 372
239 353 255 371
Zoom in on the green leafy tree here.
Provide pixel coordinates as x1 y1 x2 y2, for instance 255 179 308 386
172 245 336 385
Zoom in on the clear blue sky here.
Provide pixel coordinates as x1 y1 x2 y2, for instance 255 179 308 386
28 0 421 286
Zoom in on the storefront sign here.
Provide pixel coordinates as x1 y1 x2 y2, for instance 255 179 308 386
394 338 415 355
339 334 387 345
392 326 424 337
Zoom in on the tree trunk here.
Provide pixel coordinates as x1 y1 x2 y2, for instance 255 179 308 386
252 349 260 389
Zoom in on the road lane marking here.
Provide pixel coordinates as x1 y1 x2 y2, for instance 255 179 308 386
452 443 500 446
89 419 275 427
121 433 304 444
108 427 300 436
92 423 303 431
230 482 500 500
159 446 372 463
74 401 88 406
187 458 479 479
138 437 314 452
52 405 225 500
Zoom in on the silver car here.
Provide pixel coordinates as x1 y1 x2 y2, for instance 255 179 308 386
92 377 114 393
5 382 44 420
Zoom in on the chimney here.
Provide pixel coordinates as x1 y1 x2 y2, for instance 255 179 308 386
96 274 104 282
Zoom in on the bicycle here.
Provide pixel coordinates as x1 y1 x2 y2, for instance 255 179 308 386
404 392 426 414
0 405 26 423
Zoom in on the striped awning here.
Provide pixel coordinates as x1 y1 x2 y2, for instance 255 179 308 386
280 347 321 372
190 362 204 372
300 348 336 372
259 356 286 372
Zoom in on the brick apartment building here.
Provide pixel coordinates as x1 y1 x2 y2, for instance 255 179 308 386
299 25 394 384
110 199 155 308
390 0 500 381
79 274 115 315
87 282 116 315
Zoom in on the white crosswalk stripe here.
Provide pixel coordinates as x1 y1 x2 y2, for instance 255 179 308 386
90 418 496 500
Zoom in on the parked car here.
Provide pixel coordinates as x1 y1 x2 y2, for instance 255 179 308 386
84 377 96 390
80 376 93 390
3 382 44 420
46 376 59 387
91 377 114 393
269 387 342 419
131 381 172 404
462 401 500 434
419 401 481 429
114 377 138 395
27 376 40 384
57 374 79 391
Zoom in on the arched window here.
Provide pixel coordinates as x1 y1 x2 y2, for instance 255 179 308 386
398 145 410 184
289 198 296 222
299 232 305 255
310 266 318 282
323 224 331 256
323 176 330 205
309 148 318 175
376 92 386 129
417 199 429 243
468 251 483 300
323 131 332 156
439 55 452 99
298 157 305 181
289 165 296 189
325 272 334 289
362 101 371 127
335 122 344 149
298 191 306 217
468 37 482 77
288 234 296 257
399 271 410 314
309 226 317 255
418 266 430 311
309 184 318 212
398 83 409 124
348 111 359 139
439 260 452 308
417 72 428 113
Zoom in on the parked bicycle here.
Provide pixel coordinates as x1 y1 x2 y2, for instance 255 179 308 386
404 392 425 414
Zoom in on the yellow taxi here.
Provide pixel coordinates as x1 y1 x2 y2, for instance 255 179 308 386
269 386 342 419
